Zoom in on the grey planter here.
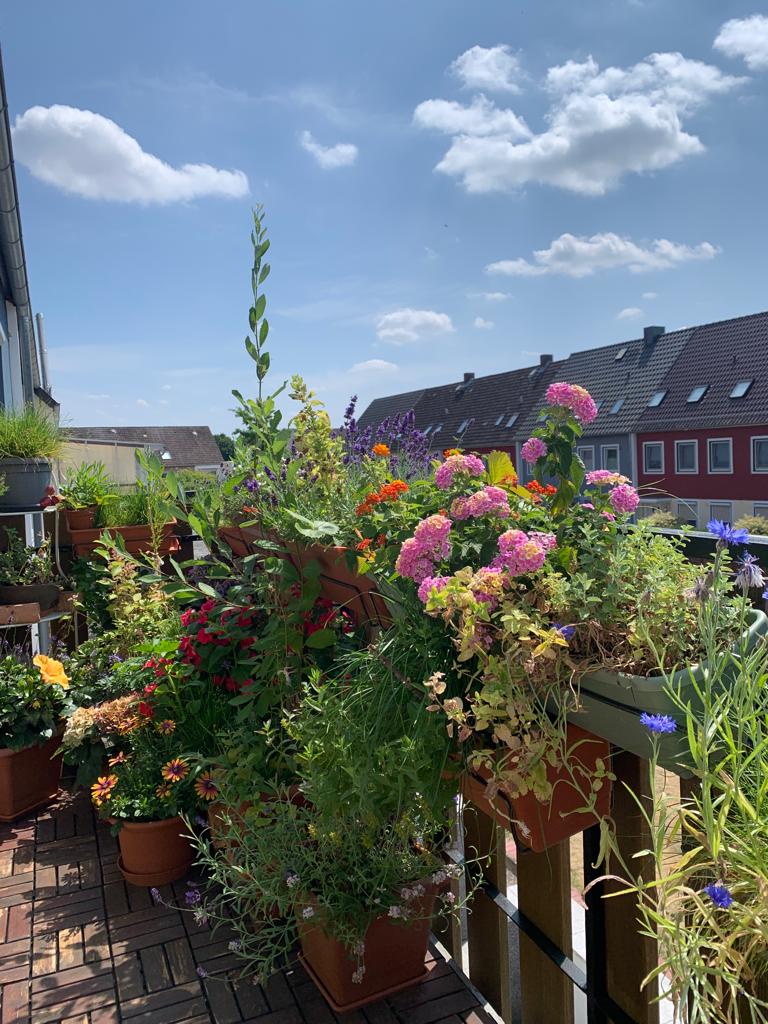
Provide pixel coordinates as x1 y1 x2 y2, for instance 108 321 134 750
565 608 768 773
0 458 53 512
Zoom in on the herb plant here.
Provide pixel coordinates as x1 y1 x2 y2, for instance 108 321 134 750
0 404 62 460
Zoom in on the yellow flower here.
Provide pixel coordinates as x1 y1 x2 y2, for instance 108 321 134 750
33 655 69 688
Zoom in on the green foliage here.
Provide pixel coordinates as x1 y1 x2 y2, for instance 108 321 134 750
0 530 58 585
0 654 71 749
97 490 149 527
213 433 235 461
0 404 62 460
59 462 116 510
733 513 768 537
642 509 679 528
175 468 216 495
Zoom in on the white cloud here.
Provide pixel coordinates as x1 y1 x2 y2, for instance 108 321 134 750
617 307 643 319
12 105 249 203
714 15 768 71
161 384 172 391
376 308 455 344
473 316 494 329
300 130 358 169
414 96 530 139
424 246 438 260
473 291 510 302
486 232 719 278
416 50 744 195
451 45 523 93
642 291 658 300
349 358 399 373
136 398 149 407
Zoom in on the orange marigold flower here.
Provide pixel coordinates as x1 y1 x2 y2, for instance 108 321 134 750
162 758 190 784
194 772 220 802
356 538 373 551
372 443 390 457
91 774 118 807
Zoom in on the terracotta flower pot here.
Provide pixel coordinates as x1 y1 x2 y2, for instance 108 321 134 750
116 815 195 887
297 545 392 633
0 734 63 822
64 507 97 531
298 887 437 1012
461 724 612 853
69 520 178 558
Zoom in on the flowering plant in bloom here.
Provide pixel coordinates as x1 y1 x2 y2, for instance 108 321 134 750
0 653 72 750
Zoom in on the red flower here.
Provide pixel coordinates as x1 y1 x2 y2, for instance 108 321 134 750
196 629 214 645
138 701 154 719
200 598 216 613
212 674 224 687
180 609 195 627
239 636 255 649
225 677 238 692
237 613 253 627
143 682 158 696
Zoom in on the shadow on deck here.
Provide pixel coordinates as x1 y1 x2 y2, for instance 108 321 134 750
0 788 496 1024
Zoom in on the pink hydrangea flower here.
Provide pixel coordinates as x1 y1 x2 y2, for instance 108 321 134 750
417 575 450 603
544 382 597 423
435 453 485 490
494 529 555 576
470 567 505 609
545 382 575 406
498 529 528 554
528 531 557 551
585 470 630 486
395 538 435 584
520 437 548 464
609 484 639 515
450 485 510 521
396 515 452 583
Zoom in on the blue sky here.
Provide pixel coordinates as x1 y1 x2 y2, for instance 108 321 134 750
3 1 768 433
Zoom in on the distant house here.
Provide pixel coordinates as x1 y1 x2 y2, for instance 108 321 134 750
0 54 52 412
65 426 224 476
636 311 768 528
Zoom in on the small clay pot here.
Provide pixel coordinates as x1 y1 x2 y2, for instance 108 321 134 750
0 734 63 822
64 507 97 531
116 815 195 887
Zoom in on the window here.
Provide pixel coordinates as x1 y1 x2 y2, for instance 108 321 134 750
709 502 733 524
677 500 698 527
601 445 620 473
675 440 698 474
753 503 768 522
432 423 443 435
494 413 505 426
687 385 708 403
643 442 664 474
614 347 627 361
648 390 667 407
506 414 518 428
577 446 595 472
593 400 603 412
730 380 753 399
609 398 625 415
708 438 733 474
751 436 768 473
457 419 472 434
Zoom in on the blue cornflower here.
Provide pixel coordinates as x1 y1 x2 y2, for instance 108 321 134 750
735 553 766 591
185 888 201 907
703 883 733 909
639 712 677 734
707 519 749 548
554 623 576 640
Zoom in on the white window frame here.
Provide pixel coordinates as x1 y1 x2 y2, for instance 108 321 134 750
674 439 698 474
753 503 768 518
577 445 595 472
677 500 698 526
642 441 664 475
600 445 620 473
751 436 768 473
709 501 733 523
707 437 733 475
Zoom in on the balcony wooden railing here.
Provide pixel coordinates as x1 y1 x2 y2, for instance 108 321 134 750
436 751 673 1024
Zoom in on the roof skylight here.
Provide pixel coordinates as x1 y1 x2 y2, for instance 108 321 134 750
614 347 627 361
495 413 505 426
687 386 708 403
506 414 518 428
609 398 625 414
730 379 753 399
648 390 666 407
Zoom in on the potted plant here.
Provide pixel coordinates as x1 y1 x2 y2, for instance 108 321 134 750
58 461 116 530
0 404 62 511
0 652 70 820
0 529 65 610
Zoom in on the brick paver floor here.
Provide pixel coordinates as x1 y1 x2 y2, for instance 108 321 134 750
0 788 495 1024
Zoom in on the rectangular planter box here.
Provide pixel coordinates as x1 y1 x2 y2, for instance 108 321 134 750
69 520 178 558
0 734 63 821
567 608 768 772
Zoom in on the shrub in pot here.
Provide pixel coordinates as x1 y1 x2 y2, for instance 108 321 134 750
58 461 116 530
0 529 65 610
0 653 70 820
0 404 62 511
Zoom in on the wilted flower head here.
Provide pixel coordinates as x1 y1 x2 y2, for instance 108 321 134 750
735 553 766 591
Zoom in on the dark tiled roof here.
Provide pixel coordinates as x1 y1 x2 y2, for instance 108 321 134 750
356 388 425 431
516 330 694 439
636 311 768 432
65 426 224 470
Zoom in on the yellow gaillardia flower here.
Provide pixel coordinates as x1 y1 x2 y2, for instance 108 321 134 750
33 655 69 688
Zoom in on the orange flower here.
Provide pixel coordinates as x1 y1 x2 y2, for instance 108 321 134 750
156 719 176 735
162 758 189 783
156 783 172 799
372 443 390 457
356 538 372 551
194 772 220 802
444 448 461 458
91 774 118 807
33 654 69 688
108 752 127 767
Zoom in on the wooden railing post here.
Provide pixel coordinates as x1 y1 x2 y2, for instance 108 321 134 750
517 838 575 1024
603 751 659 1024
463 803 513 1023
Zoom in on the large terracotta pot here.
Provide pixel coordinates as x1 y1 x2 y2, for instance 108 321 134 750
297 545 392 633
116 815 195 887
64 507 97 531
298 887 437 1012
462 724 612 853
0 734 63 822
